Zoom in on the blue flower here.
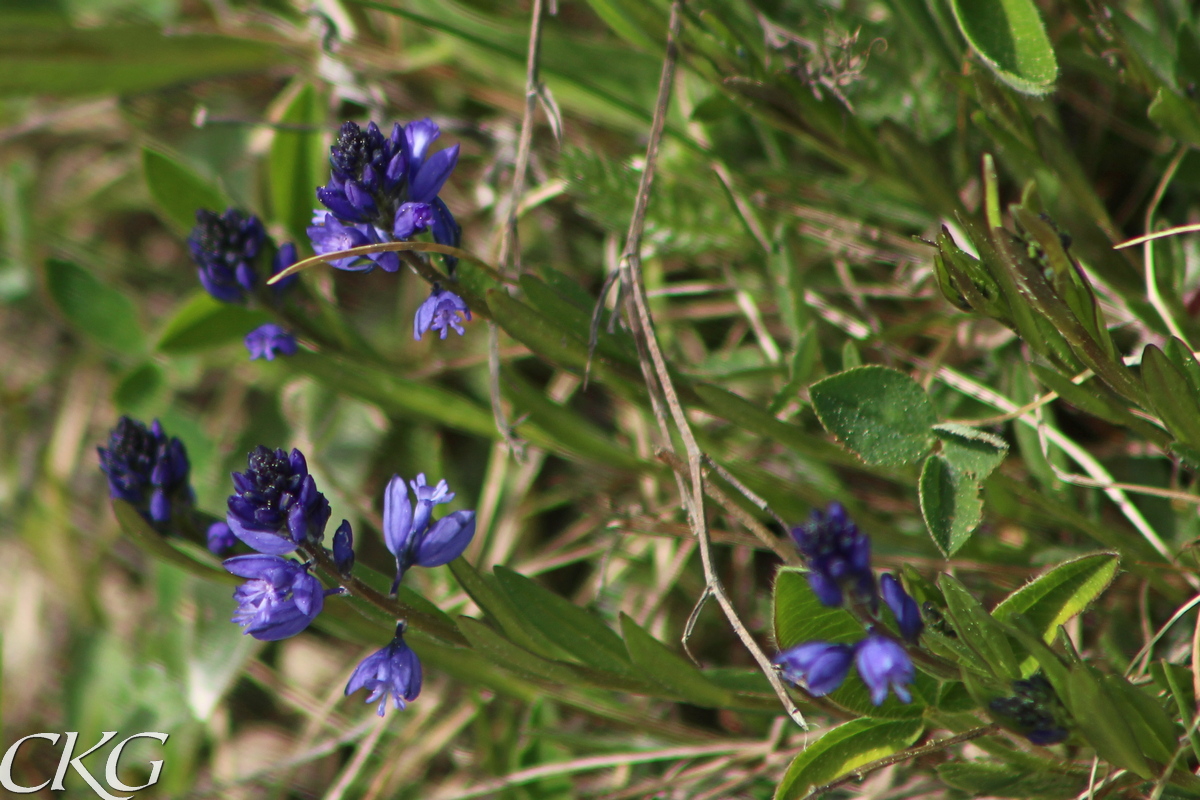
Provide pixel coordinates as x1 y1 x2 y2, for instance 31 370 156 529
207 521 236 555
332 519 355 576
98 416 192 526
790 502 875 608
414 284 471 340
188 209 265 303
227 446 331 555
225 554 327 641
383 473 476 592
854 634 914 705
774 641 855 696
245 323 298 361
308 119 461 273
881 574 923 642
345 627 423 716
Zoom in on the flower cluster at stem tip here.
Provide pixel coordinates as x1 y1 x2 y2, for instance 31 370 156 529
774 503 923 705
307 119 471 341
186 208 301 360
98 416 192 527
217 444 475 714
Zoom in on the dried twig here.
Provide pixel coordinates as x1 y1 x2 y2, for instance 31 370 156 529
616 0 807 729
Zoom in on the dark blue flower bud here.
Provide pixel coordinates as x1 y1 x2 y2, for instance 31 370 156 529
414 285 471 340
345 626 422 716
187 209 266 303
245 323 298 361
881 574 924 641
207 521 236 555
774 641 854 696
227 446 331 555
98 417 192 527
333 519 355 576
854 634 914 705
790 502 876 608
271 242 300 294
225 554 327 640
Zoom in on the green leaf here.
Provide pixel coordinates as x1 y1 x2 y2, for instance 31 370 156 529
447 560 564 660
618 614 733 707
1029 363 1170 446
142 148 228 233
1102 674 1177 764
1149 88 1200 149
0 22 283 97
919 454 984 556
939 574 1020 680
933 423 1008 478
456 616 582 685
286 352 496 439
1065 667 1153 778
113 362 165 415
269 83 326 243
156 292 271 354
579 0 664 51
992 554 1119 647
45 258 145 354
1142 344 1200 448
494 566 633 674
772 567 862 649
810 366 937 467
937 762 1081 798
773 718 924 800
949 0 1058 95
111 501 236 586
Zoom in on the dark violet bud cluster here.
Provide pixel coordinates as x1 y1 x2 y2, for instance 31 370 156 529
790 502 875 609
775 503 924 706
384 473 476 593
346 623 422 716
98 416 192 527
989 674 1069 746
414 284 471 340
227 446 332 555
245 323 298 361
187 209 298 304
307 119 461 274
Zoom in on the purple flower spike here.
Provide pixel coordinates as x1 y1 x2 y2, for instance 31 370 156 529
414 285 471 340
345 628 423 716
854 634 914 705
310 118 460 272
225 554 327 641
188 209 265 304
382 471 475 592
790 502 876 609
774 641 854 696
881 574 924 642
98 416 193 528
245 323 298 361
227 446 331 555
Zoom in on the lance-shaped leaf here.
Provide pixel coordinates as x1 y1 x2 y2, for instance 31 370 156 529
940 575 1020 680
949 0 1058 96
142 148 228 234
1029 363 1170 446
619 614 733 707
992 553 1119 645
1141 344 1200 448
46 259 146 355
774 718 924 800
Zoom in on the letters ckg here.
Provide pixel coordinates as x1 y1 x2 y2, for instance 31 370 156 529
0 731 169 798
